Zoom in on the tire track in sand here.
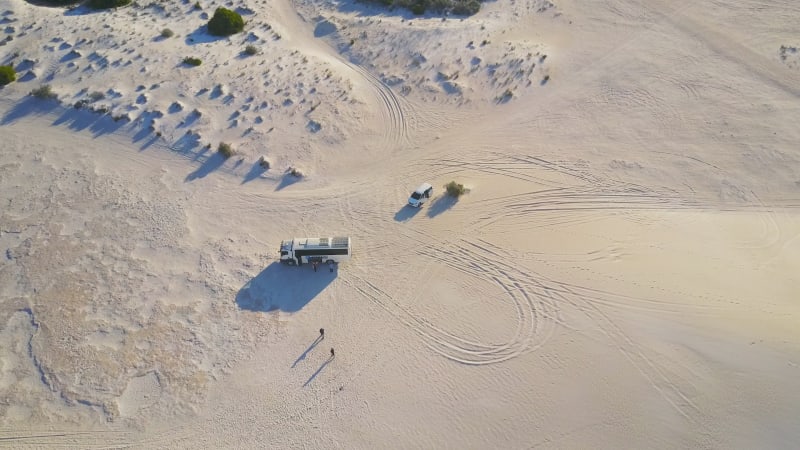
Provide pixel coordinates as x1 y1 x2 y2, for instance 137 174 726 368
270 0 414 151
340 236 561 365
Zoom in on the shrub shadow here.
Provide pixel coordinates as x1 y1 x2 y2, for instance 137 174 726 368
275 173 302 191
1 97 60 125
185 152 226 181
236 262 336 313
242 161 267 184
51 107 127 136
185 27 224 45
426 195 458 218
394 204 421 222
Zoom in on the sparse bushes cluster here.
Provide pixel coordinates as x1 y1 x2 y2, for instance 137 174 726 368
217 142 234 158
30 85 57 100
0 65 15 86
445 181 466 198
366 0 482 16
207 7 244 36
87 0 131 9
183 56 202 66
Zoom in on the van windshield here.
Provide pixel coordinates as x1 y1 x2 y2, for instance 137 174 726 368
410 192 422 200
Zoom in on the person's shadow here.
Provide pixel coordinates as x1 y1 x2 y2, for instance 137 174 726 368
292 335 324 368
303 356 334 387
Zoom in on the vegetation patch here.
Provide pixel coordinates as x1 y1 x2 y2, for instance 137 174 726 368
183 57 202 66
217 142 234 158
207 7 244 36
365 0 482 16
87 0 132 10
244 45 258 56
161 28 175 38
445 181 466 198
29 84 58 100
0 65 16 86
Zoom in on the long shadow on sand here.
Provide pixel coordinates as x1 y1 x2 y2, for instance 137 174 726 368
236 262 336 313
185 27 224 45
275 173 302 191
1 97 60 125
303 357 333 387
242 161 267 184
185 152 226 181
292 336 324 368
394 204 422 222
426 195 458 218
52 107 127 136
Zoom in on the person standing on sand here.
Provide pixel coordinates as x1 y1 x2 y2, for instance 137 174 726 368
330 348 335 358
319 328 325 339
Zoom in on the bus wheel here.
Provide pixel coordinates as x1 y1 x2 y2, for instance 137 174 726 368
287 260 296 266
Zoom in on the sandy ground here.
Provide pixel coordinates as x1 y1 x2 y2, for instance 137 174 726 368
1 0 800 447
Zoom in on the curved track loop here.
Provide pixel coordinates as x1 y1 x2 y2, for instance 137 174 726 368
342 61 413 149
460 241 708 422
341 238 560 366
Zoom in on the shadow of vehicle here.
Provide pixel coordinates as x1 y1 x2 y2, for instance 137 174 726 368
235 261 336 313
393 204 422 222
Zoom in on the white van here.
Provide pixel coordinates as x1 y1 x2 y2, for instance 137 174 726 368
408 183 433 207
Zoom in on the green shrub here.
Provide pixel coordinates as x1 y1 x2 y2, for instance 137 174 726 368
161 28 175 38
410 2 425 14
445 181 466 198
183 56 202 66
452 0 480 15
244 44 258 55
217 142 234 158
30 85 58 100
0 65 15 86
87 0 131 9
35 0 82 5
207 7 244 36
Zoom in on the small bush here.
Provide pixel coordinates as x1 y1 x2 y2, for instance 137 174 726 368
288 166 303 177
0 65 15 86
87 0 131 9
161 28 175 38
445 181 466 198
89 91 105 101
183 57 202 66
30 85 58 100
207 7 244 37
218 142 234 158
194 1 201 9
244 44 258 56
452 0 480 15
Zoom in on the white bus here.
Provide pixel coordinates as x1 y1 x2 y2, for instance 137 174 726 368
279 236 352 266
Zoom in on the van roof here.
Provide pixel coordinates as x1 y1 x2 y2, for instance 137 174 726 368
414 183 433 193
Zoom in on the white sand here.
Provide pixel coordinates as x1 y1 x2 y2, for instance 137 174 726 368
1 0 799 447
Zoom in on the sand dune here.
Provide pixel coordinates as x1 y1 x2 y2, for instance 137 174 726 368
1 0 799 447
